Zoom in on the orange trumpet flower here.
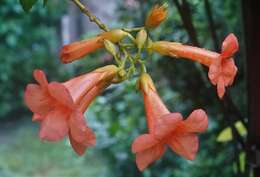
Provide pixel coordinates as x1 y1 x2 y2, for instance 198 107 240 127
60 29 128 63
151 33 239 99
24 65 119 155
132 73 208 171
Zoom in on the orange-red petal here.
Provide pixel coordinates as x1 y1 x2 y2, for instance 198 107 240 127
217 77 225 99
221 58 237 85
179 109 208 133
39 110 69 141
24 84 52 115
33 69 48 87
69 111 96 146
154 113 183 139
221 33 239 59
63 72 101 103
132 134 159 153
48 82 75 109
32 114 44 122
167 133 199 160
69 132 87 156
135 144 166 171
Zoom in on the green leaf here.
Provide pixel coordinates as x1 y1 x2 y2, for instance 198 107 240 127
235 121 247 136
239 152 245 172
217 126 232 142
19 0 39 12
217 121 247 143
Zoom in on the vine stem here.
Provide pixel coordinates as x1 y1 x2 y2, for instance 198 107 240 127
71 0 140 78
71 0 109 32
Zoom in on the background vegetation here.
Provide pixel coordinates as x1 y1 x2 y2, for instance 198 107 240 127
0 0 247 177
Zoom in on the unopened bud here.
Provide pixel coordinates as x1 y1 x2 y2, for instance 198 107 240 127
145 3 168 29
104 39 117 57
136 29 148 50
100 29 128 43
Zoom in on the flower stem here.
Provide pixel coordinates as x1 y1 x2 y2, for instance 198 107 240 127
71 0 109 32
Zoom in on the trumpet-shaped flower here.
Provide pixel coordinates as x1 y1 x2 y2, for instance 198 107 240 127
24 65 119 155
150 33 239 98
132 73 208 171
145 4 168 29
208 34 238 98
60 29 128 63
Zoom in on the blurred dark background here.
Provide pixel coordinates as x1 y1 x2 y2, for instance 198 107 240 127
0 0 257 177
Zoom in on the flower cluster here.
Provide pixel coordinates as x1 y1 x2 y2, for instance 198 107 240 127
24 3 239 171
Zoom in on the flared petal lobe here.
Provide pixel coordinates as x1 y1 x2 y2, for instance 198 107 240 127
136 144 166 171
132 134 159 153
221 33 239 59
208 57 237 99
24 84 52 115
167 133 199 160
69 111 96 146
178 109 208 133
39 110 69 141
69 132 87 156
155 113 183 139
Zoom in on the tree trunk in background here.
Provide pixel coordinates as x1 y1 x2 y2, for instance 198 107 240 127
242 0 260 176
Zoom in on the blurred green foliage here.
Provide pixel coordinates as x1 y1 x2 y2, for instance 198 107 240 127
0 0 64 118
0 0 247 177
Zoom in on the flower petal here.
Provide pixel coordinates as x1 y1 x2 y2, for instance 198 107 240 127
33 69 48 87
32 113 44 122
167 133 199 160
155 113 183 139
63 72 101 103
48 82 75 109
135 144 166 171
217 77 225 99
69 111 96 146
132 134 159 153
24 84 52 115
222 58 237 86
39 110 69 141
69 132 87 156
221 33 239 59
208 58 221 85
179 109 208 133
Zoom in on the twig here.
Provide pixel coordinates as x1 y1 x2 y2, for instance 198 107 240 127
204 0 219 51
173 0 199 46
71 0 109 31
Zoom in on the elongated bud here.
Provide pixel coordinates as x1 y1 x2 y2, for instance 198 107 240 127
151 41 181 57
145 3 168 29
136 29 148 50
100 29 128 43
104 40 117 57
